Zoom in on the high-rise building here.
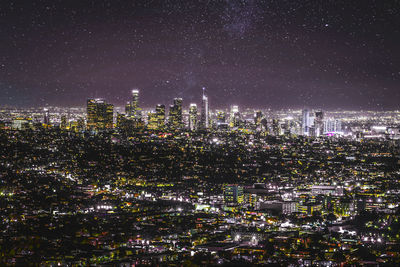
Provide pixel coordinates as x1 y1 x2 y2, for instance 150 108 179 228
86 99 97 130
125 89 141 119
43 108 50 126
168 98 183 129
86 98 114 130
216 110 226 124
77 118 85 132
116 113 125 129
147 111 158 130
155 104 166 129
324 119 342 134
261 118 268 134
302 109 310 136
215 110 229 130
230 105 240 128
314 110 324 137
189 103 198 131
224 185 244 206
272 119 281 136
60 115 67 130
254 111 263 130
200 87 209 129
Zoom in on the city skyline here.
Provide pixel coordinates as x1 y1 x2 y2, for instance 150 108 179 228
2 1 400 265
1 1 399 109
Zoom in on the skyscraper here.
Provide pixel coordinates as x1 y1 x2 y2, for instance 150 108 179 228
155 104 166 129
86 99 97 130
43 108 50 126
189 103 198 131
254 110 263 130
216 110 227 124
230 105 240 128
324 119 342 134
86 98 114 130
200 87 209 129
302 109 310 136
314 110 324 137
272 119 281 136
215 110 229 130
147 111 158 130
125 89 141 119
116 113 125 129
60 115 67 130
168 98 183 129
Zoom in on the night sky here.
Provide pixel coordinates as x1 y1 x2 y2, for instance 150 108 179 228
1 0 399 109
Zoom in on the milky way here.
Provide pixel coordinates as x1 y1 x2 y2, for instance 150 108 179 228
0 0 399 109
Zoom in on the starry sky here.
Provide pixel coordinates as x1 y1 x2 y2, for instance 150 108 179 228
1 0 399 109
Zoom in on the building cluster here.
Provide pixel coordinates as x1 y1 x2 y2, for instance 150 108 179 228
1 89 400 141
86 88 210 133
83 90 400 140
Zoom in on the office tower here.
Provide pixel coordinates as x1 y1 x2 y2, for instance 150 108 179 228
254 111 263 130
290 120 302 135
224 185 244 206
147 111 158 130
77 118 85 132
43 108 50 125
12 118 32 130
261 118 268 133
86 98 114 130
116 112 139 133
216 110 226 124
98 101 114 130
168 98 183 129
116 113 125 129
60 115 67 130
215 110 229 130
302 109 310 136
87 99 97 130
155 104 166 129
272 119 281 136
230 105 240 128
200 87 209 129
69 121 78 132
324 119 342 134
314 110 324 137
125 89 141 119
189 103 198 131
174 98 183 127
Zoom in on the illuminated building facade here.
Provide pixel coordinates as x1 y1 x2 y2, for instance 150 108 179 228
254 110 263 130
86 98 114 130
216 110 226 124
147 111 158 130
60 115 67 130
302 109 311 136
314 110 324 137
200 87 209 129
323 118 342 134
224 185 244 206
230 105 239 128
168 98 183 129
155 104 166 129
125 89 141 119
43 108 50 126
189 103 197 131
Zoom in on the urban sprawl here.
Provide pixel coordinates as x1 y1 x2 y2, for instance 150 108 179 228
1 89 400 266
